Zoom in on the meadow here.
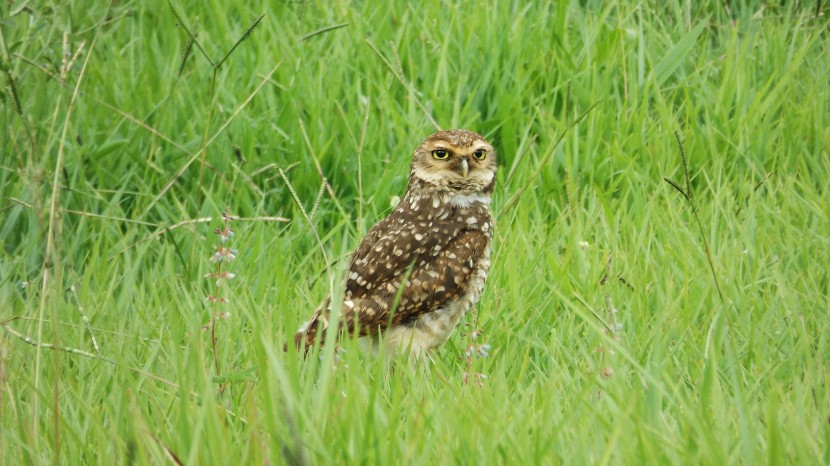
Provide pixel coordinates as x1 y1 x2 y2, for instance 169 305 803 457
1 0 828 464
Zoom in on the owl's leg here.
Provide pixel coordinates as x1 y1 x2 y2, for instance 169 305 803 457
382 323 434 362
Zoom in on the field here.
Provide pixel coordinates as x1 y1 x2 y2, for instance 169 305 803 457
1 1 828 464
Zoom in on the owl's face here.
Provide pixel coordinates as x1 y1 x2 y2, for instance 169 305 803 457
409 130 496 195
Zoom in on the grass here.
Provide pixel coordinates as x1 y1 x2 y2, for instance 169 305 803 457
1 0 828 464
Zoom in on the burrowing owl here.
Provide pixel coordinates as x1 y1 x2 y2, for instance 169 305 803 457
294 129 496 358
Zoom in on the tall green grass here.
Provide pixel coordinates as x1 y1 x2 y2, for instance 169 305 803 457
1 0 828 464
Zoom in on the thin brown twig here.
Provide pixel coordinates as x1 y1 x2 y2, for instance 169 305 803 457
572 292 615 335
211 317 220 377
146 430 185 466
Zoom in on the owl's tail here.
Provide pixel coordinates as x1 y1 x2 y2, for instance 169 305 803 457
284 297 368 353
284 298 331 353
292 311 329 351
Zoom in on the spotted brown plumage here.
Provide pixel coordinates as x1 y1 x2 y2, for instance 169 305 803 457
294 129 496 358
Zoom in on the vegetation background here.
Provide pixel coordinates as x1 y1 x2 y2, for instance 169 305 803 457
1 0 828 464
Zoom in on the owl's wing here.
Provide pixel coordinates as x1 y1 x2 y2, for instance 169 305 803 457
346 213 448 292
293 220 488 350
345 221 487 334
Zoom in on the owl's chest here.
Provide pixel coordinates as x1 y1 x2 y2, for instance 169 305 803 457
409 237 492 347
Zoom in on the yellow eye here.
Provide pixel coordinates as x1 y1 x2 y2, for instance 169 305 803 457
473 149 486 160
432 149 450 160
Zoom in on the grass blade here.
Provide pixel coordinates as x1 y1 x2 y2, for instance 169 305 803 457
653 17 709 87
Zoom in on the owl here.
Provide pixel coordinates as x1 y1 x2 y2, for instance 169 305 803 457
294 129 496 359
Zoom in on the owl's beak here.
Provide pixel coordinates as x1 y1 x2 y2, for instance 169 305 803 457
460 159 469 178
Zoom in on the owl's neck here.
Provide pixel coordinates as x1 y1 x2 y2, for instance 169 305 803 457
406 175 493 195
403 178 491 211
445 192 491 208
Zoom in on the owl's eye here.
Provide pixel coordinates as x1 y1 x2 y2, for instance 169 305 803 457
472 149 487 160
432 149 450 160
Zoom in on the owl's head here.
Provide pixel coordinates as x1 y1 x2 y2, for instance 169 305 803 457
409 129 496 195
